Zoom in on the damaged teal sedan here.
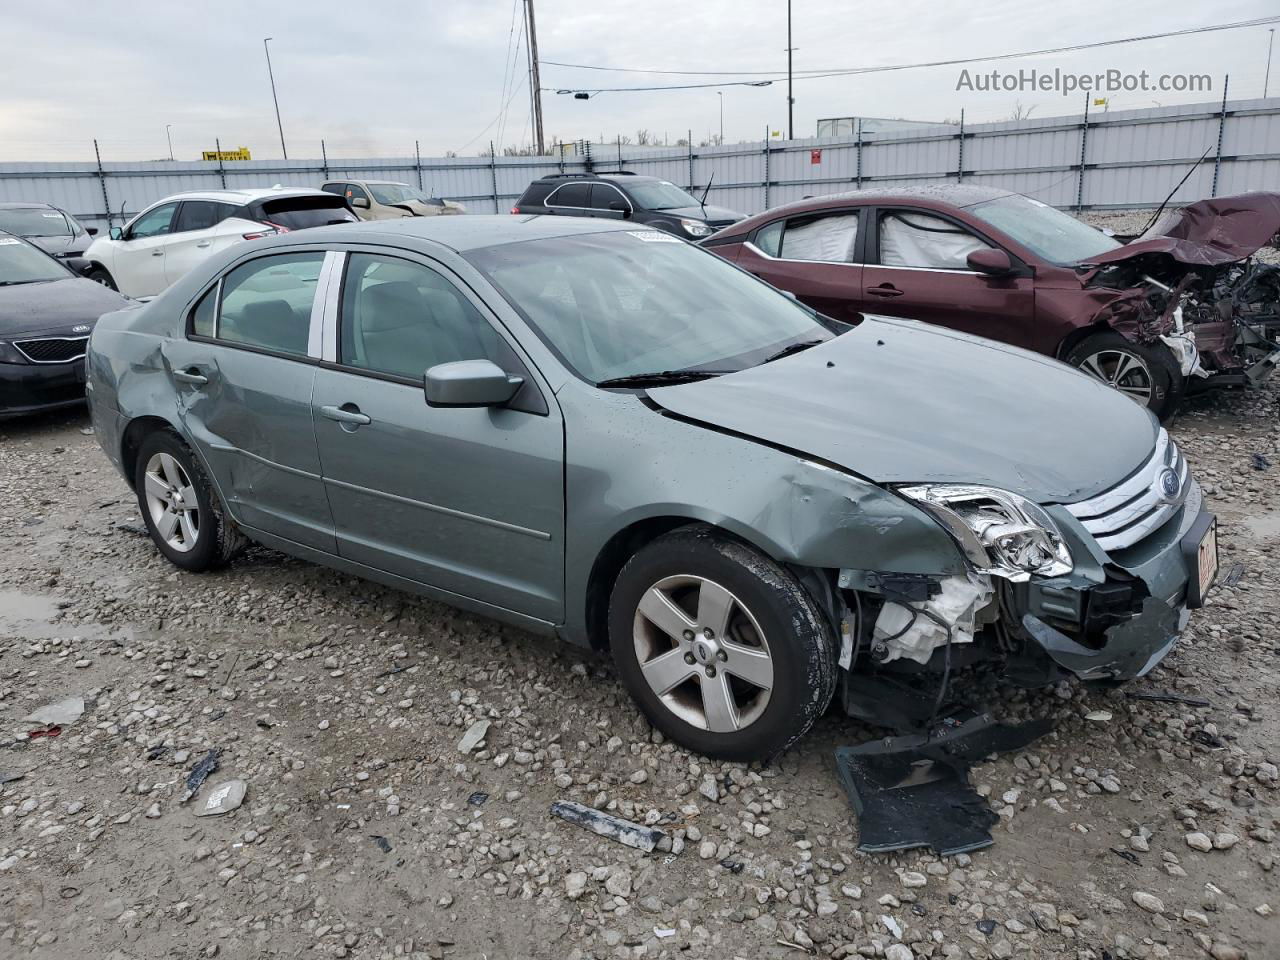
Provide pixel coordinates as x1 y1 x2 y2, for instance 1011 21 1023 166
85 216 1218 760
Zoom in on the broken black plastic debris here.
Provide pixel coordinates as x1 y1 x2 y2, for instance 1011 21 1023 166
146 745 169 761
834 712 1053 856
976 919 997 936
1192 729 1226 748
467 791 489 806
550 800 666 852
719 859 744 874
370 835 392 853
1222 562 1245 587
1111 847 1140 865
1251 452 1271 471
180 749 221 803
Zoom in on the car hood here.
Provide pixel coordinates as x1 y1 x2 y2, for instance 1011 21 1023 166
654 204 744 224
26 235 90 257
0 277 133 337
646 316 1157 505
1084 192 1280 270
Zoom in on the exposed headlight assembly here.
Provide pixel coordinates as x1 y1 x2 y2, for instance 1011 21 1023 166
897 484 1073 581
679 218 713 237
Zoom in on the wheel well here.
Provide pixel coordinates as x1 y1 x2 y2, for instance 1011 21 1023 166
120 416 178 490
583 516 704 651
1056 322 1111 361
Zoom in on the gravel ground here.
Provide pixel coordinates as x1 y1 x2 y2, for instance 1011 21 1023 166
2 301 1279 958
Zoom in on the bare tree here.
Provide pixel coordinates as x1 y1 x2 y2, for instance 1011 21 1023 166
636 129 651 146
615 134 633 146
1007 101 1037 121
675 137 690 147
444 149 459 158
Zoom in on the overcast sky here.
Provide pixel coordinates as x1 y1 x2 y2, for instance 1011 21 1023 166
2 1 1276 162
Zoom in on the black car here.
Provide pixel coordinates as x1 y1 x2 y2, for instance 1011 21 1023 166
0 232 133 418
0 201 98 259
511 172 745 239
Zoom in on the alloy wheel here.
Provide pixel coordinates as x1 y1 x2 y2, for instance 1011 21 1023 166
1077 348 1153 405
632 574 774 733
143 452 200 553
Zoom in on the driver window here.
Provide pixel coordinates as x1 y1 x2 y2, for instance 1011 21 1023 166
339 254 503 381
588 184 625 211
879 211 990 270
128 203 179 239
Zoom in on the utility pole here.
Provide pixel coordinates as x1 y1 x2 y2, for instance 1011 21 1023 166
165 124 174 161
786 0 794 140
718 92 724 144
263 37 288 159
524 0 546 155
1266 28 1275 99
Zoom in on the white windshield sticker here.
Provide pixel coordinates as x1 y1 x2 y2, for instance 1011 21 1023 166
41 212 62 218
0 237 21 245
628 230 681 243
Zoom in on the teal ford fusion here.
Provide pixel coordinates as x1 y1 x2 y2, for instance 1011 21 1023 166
85 216 1217 760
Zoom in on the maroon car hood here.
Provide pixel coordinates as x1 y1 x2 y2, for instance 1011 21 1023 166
1085 192 1280 269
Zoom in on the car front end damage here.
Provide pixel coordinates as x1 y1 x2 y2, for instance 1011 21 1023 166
1080 193 1280 388
831 428 1216 726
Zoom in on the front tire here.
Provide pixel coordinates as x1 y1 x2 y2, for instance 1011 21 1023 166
133 431 244 572
85 266 117 290
608 525 837 761
1064 331 1183 420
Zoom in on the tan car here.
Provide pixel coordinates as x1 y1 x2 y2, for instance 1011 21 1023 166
320 180 465 220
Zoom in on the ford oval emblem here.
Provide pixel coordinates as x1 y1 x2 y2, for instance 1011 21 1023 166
1157 467 1180 501
72 324 91 333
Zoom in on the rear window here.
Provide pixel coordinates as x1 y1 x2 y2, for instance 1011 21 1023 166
516 182 555 207
253 196 358 231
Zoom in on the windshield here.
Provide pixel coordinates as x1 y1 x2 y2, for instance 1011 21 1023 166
466 230 831 384
966 194 1121 265
623 180 703 211
368 183 428 205
0 208 74 238
0 237 71 284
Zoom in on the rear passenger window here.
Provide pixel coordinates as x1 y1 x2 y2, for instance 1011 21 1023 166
548 182 590 207
339 253 503 381
879 211 989 270
214 252 325 356
754 221 784 257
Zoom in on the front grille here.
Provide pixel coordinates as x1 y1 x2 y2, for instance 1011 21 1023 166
13 336 89 364
1063 429 1188 552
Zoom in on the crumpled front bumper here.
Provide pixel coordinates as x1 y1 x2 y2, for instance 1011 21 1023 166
1017 481 1212 684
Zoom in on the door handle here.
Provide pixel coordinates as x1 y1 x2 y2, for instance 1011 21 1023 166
320 404 371 426
866 284 903 298
172 368 208 386
196 241 212 248
151 250 165 257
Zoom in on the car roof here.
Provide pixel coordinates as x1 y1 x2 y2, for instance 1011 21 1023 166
264 213 636 253
536 173 662 184
148 187 335 205
0 201 61 210
323 179 410 186
763 184 1013 217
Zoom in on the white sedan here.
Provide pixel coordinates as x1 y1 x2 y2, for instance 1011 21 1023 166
83 187 357 298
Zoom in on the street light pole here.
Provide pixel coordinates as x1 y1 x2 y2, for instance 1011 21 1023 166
1266 28 1275 99
165 124 174 161
263 37 288 159
786 0 794 139
718 92 724 144
524 0 546 155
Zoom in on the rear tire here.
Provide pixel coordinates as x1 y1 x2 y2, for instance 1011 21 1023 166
86 266 117 290
1064 331 1184 421
608 524 837 761
133 431 245 573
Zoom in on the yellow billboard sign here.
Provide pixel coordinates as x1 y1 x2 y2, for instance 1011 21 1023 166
201 147 252 161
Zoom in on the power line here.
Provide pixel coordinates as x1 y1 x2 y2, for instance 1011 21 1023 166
542 15 1280 93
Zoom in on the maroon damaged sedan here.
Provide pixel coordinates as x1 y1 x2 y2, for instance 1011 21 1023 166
702 185 1280 418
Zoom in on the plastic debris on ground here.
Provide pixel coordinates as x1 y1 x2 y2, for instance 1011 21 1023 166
834 712 1053 856
457 719 491 754
370 835 392 853
24 696 85 729
194 778 246 817
549 800 666 852
179 749 221 803
467 791 489 806
1251 452 1271 471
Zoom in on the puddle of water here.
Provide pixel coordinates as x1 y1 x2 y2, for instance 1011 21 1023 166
0 589 59 627
1239 512 1280 542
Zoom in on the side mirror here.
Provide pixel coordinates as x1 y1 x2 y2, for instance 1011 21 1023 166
424 359 523 408
109 226 124 241
350 196 370 209
609 201 630 218
967 248 1014 276
86 227 99 236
